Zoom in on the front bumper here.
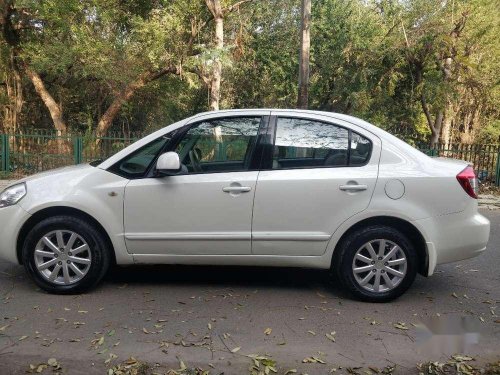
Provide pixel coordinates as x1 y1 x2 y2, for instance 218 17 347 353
0 204 31 264
415 210 490 276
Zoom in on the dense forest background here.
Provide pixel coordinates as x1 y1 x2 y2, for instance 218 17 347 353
1 0 499 146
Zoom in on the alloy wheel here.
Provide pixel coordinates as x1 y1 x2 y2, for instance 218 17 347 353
351 239 407 293
34 230 92 285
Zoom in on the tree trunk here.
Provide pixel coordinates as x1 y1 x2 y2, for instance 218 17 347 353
430 110 444 148
25 69 67 135
440 113 452 150
460 100 481 144
205 0 224 111
93 66 179 148
420 92 445 149
297 0 311 109
441 100 456 150
1 4 23 134
2 54 23 133
95 77 149 140
209 16 223 111
25 68 70 153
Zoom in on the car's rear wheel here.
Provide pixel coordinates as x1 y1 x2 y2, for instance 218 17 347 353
333 225 417 302
22 215 110 294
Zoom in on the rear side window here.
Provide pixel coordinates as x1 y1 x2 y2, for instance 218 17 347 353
272 117 371 170
350 132 371 166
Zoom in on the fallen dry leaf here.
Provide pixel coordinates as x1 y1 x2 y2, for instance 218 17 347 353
0 324 9 331
303 356 326 364
393 322 408 330
47 358 58 367
178 358 186 370
325 332 336 342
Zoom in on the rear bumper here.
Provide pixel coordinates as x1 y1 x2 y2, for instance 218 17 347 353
0 204 31 264
415 209 490 276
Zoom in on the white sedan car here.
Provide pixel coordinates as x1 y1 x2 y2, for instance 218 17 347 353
0 110 490 301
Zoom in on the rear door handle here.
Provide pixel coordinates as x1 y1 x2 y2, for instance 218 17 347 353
222 186 252 193
339 184 368 192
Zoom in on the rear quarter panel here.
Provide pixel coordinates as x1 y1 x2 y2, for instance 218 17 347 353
320 132 473 272
370 135 470 220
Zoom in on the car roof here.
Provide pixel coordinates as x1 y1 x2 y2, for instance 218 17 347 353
185 108 387 137
97 108 424 170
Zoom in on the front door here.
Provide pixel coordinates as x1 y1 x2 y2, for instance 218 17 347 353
252 114 380 256
123 115 266 255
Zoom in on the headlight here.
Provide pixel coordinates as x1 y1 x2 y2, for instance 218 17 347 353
0 183 27 208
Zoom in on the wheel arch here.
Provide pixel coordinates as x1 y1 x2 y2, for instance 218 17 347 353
16 206 116 266
331 216 428 276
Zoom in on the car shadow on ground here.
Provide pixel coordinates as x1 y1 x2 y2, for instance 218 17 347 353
102 263 459 304
0 261 458 302
105 264 347 293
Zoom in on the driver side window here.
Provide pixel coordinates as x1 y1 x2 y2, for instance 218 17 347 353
175 117 261 174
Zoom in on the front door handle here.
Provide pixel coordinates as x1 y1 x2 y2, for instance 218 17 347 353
339 184 368 192
222 186 252 193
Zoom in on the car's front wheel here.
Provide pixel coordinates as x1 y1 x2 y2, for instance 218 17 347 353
333 225 417 302
22 215 110 294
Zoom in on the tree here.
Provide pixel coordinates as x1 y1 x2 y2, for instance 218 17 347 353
201 0 253 111
204 0 224 111
1 0 27 133
371 0 500 146
0 0 498 147
1 0 189 139
297 0 311 109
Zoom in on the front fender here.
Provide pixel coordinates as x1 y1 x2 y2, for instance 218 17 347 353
18 166 133 265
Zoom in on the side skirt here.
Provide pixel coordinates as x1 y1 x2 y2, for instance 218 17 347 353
132 254 330 269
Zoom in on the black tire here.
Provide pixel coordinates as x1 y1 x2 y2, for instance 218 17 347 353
22 215 110 294
332 225 417 302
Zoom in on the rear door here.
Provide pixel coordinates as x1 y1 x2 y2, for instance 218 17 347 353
251 112 381 256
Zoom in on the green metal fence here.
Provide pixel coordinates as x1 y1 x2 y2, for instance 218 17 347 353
0 131 499 186
0 134 8 178
0 131 142 179
419 143 500 185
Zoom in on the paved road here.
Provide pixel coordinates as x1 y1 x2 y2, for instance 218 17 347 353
0 210 499 374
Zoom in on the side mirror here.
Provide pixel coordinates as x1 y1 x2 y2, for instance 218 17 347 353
156 152 181 175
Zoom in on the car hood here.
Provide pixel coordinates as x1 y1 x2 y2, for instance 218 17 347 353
15 162 128 216
12 164 95 186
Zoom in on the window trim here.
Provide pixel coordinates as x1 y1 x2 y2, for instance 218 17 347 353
155 115 269 177
263 115 373 171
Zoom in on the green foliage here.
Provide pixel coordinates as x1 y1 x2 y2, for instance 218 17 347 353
0 0 498 145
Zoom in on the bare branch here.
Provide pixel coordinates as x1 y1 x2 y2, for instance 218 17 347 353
420 93 435 133
95 65 181 139
223 0 253 14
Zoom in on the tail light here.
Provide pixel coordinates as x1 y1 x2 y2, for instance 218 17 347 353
456 166 478 199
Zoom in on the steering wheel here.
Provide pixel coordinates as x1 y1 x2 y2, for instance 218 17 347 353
188 148 203 172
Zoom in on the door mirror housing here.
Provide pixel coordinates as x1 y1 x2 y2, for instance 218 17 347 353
156 152 181 175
